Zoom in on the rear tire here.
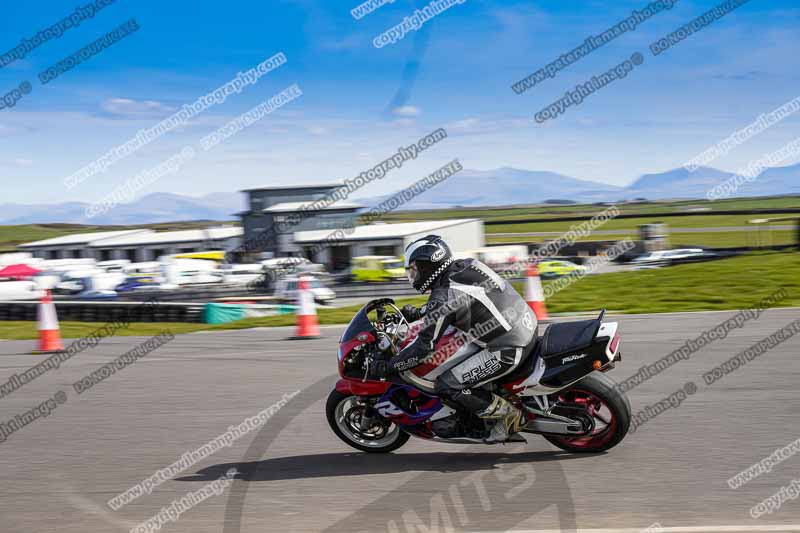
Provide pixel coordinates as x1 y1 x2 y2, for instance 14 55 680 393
543 372 631 453
326 390 410 453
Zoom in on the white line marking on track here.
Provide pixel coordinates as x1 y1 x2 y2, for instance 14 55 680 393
607 307 800 319
51 473 138 529
536 307 800 322
487 525 800 533
66 492 138 529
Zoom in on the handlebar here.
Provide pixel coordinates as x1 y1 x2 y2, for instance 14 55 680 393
361 300 411 383
375 301 411 346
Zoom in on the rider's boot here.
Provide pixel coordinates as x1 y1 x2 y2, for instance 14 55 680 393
477 394 526 444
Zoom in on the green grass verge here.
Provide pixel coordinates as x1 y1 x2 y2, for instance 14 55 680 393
1 252 797 339
488 230 797 249
671 231 796 248
488 234 631 244
383 196 800 223
485 213 800 234
538 251 800 314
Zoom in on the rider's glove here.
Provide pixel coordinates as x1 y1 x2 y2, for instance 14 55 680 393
401 304 425 322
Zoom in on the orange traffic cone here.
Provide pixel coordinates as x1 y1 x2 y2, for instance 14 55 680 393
525 263 549 321
292 276 320 339
35 290 64 353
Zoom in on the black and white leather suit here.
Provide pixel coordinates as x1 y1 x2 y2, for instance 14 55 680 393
385 258 538 414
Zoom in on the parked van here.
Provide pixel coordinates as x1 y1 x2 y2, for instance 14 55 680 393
350 256 405 282
161 259 222 287
172 251 226 262
56 270 126 295
216 264 264 285
456 246 528 268
0 280 42 300
274 275 335 303
124 262 163 277
261 257 325 274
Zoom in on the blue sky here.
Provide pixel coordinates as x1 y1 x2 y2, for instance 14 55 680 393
0 0 798 204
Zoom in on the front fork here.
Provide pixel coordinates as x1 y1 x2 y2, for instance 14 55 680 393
358 400 381 432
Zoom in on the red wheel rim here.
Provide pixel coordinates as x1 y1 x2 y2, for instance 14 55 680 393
549 388 617 449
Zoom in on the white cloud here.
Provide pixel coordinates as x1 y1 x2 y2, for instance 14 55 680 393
392 105 421 117
443 116 530 136
101 98 174 118
308 125 329 136
321 34 363 50
447 117 481 133
0 157 33 168
0 124 18 137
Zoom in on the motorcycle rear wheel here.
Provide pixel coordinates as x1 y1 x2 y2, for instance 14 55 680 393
326 390 410 453
543 372 631 453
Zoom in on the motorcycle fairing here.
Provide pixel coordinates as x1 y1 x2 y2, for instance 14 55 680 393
335 378 391 396
373 384 444 428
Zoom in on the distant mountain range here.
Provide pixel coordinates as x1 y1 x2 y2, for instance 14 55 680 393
0 192 245 225
365 164 800 210
371 167 624 210
3 163 799 225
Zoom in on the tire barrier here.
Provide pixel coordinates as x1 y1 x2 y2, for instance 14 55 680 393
0 301 204 323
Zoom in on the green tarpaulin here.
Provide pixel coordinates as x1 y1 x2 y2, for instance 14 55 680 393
203 303 246 324
203 303 297 324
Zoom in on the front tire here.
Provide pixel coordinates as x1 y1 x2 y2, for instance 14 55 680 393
326 389 410 453
543 372 631 453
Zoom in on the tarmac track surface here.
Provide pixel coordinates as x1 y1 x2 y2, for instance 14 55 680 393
0 308 799 533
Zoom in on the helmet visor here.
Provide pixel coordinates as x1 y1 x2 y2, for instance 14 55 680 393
405 263 419 287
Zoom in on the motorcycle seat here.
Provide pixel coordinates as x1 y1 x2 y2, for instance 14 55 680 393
496 316 604 386
539 318 601 359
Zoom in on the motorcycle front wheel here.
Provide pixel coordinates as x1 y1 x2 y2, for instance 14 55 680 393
326 390 410 453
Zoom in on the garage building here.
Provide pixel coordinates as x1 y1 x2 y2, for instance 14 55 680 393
293 218 484 271
19 227 242 262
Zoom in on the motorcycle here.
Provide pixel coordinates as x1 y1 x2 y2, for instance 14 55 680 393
326 298 631 453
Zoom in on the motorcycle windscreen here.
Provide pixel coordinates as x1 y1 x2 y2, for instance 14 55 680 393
340 306 377 343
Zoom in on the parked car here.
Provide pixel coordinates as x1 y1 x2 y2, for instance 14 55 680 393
457 245 529 270
631 248 714 268
537 260 588 279
274 275 336 304
54 277 87 295
124 262 163 277
78 289 118 300
96 260 131 273
350 256 405 282
262 257 326 275
115 276 160 293
53 269 98 295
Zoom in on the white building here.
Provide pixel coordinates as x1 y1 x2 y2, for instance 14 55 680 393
263 201 362 256
19 227 243 262
237 184 361 257
17 230 150 260
91 227 243 262
293 219 484 271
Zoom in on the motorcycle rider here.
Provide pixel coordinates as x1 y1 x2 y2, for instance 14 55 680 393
368 235 538 443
